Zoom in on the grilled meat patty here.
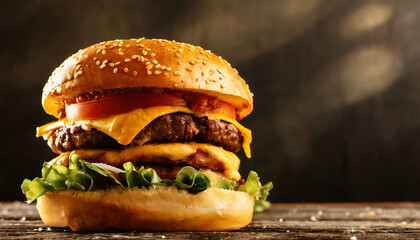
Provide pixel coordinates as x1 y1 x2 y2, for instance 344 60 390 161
48 113 243 154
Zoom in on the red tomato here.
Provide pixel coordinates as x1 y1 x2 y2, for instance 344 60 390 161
66 92 187 121
65 92 237 121
212 101 236 120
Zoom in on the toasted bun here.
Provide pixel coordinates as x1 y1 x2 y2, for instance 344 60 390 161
43 38 253 119
37 187 254 231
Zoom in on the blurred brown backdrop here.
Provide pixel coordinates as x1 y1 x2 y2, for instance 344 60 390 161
1 0 420 202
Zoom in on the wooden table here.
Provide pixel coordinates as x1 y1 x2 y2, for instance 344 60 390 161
1 202 419 239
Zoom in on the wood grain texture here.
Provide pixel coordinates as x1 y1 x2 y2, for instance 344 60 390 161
1 202 419 239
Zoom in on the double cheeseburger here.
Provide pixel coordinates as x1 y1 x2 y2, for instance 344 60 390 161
22 38 272 231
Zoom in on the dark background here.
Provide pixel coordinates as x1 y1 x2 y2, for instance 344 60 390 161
1 0 419 202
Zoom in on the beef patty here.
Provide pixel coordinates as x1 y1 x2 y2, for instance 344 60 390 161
48 113 243 154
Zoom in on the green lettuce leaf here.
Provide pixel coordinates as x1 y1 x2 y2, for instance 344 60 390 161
119 162 163 188
167 166 211 194
237 171 273 212
21 154 273 212
211 176 237 190
21 178 54 202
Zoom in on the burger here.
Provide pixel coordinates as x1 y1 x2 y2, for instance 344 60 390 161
21 38 272 231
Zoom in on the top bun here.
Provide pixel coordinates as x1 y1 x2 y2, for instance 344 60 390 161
43 38 253 119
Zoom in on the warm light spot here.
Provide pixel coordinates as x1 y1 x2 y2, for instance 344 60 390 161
339 46 402 104
279 0 323 18
341 3 393 38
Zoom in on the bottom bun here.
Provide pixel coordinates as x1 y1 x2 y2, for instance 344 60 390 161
37 186 254 231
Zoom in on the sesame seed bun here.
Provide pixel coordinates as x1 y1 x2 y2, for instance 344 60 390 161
43 38 253 119
37 186 254 231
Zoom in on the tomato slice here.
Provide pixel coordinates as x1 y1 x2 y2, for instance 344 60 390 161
212 101 236 120
66 92 187 121
66 92 237 121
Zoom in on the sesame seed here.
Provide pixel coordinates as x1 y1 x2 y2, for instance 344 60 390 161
140 56 145 62
202 61 207 65
126 44 130 47
115 62 121 65
161 65 166 70
118 52 124 55
124 58 131 62
174 71 181 76
175 83 178 87
151 53 156 57
101 50 106 55
175 53 181 58
102 60 108 65
209 69 215 75
139 43 145 47
132 55 138 59
178 49 183 53
146 64 153 69
145 47 151 51
109 62 115 67
76 70 84 76
142 50 148 56
197 56 203 59
217 69 223 74
189 48 194 51
189 61 196 65
113 68 118 73
154 70 162 75
156 64 161 68
177 61 182 65
147 70 152 75
76 65 81 71
199 50 205 54
152 60 158 64
133 70 137 76
166 67 172 71
96 49 101 53
124 67 129 73
100 65 106 69
186 67 193 72
201 71 205 77
219 77 223 80
96 61 101 66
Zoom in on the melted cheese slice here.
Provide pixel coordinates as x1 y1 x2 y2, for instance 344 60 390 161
37 106 252 158
50 143 241 181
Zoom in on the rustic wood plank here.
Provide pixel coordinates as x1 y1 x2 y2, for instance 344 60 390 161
1 202 419 239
